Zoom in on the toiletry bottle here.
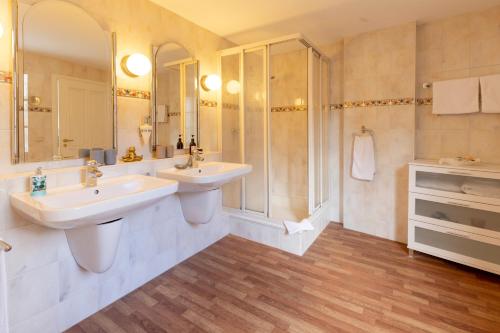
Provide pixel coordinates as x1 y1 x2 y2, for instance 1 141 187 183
177 135 184 149
30 167 47 197
189 135 197 154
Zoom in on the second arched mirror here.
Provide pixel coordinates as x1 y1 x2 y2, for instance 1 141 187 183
152 42 199 155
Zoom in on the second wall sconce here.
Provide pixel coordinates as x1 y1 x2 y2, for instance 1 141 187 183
200 74 221 91
121 53 151 77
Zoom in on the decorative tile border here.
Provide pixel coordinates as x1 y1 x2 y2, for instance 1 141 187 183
116 88 151 100
222 102 239 110
331 104 344 111
271 105 307 113
330 97 416 111
0 71 12 84
19 106 52 113
416 98 432 106
200 99 217 107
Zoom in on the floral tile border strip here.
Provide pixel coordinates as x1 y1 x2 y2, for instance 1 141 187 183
201 99 217 107
416 98 432 106
330 97 420 111
0 71 12 84
271 105 307 113
20 106 52 113
117 88 151 100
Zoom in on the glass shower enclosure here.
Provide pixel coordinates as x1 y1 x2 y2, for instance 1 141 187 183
219 35 330 222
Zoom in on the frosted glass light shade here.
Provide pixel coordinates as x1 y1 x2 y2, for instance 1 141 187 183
226 80 240 95
201 74 221 91
121 53 151 77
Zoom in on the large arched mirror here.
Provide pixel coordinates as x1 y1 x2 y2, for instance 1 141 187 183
12 0 116 163
152 42 199 152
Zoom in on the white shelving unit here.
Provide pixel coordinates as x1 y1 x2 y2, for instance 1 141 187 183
408 160 500 275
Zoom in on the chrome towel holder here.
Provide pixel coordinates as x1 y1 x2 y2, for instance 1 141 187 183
0 239 12 252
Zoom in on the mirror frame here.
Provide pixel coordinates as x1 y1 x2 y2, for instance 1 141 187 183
151 42 200 153
11 0 117 164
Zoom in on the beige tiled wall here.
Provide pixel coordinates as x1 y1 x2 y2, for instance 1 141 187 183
320 40 344 222
341 22 416 242
416 7 500 163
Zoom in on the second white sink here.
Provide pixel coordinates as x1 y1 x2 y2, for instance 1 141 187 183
156 161 252 192
156 161 251 225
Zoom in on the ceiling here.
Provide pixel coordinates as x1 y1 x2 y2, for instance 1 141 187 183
150 0 500 46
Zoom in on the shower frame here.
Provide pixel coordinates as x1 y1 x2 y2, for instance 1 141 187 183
218 34 330 220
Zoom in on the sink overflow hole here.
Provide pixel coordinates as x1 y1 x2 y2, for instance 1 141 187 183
198 169 202 173
94 189 100 195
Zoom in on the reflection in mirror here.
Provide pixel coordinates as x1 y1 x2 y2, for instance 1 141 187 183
153 42 199 152
14 0 115 163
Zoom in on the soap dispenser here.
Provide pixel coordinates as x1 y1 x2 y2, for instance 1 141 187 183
176 134 184 149
30 167 47 197
189 135 197 154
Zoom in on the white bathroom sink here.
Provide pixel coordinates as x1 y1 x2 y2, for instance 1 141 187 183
156 161 252 192
10 175 178 229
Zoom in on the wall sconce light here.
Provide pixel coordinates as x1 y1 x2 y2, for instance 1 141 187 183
121 53 151 77
226 80 240 95
200 74 221 91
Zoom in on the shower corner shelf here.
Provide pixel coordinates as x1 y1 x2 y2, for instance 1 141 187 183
408 160 500 275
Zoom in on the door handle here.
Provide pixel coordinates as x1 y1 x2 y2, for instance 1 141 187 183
63 139 74 143
446 201 470 208
447 171 472 176
445 231 470 239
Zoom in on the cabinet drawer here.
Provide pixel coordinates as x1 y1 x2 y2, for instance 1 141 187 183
409 220 500 275
409 165 500 205
409 192 500 239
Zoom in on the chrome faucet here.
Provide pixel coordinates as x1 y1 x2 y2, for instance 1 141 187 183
85 160 103 187
174 149 204 169
192 148 204 168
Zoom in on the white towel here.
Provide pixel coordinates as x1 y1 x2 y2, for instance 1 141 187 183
461 179 500 199
283 219 314 235
432 77 480 115
0 243 9 333
157 104 167 122
352 135 375 181
480 75 500 113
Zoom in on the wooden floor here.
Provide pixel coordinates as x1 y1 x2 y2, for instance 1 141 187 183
68 224 500 333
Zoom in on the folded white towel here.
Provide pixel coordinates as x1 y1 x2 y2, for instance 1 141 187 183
480 75 500 113
283 219 314 235
432 77 480 115
461 179 500 199
0 241 9 333
352 135 375 181
157 104 167 122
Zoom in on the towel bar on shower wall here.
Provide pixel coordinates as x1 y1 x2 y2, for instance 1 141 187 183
0 239 12 252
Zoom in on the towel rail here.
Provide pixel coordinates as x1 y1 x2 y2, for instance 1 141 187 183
357 125 374 136
0 239 12 252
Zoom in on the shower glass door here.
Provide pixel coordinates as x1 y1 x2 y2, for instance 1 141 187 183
243 47 267 214
269 40 309 221
221 53 241 209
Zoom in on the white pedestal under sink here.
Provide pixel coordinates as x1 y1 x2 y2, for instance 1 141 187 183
10 175 178 273
157 162 252 224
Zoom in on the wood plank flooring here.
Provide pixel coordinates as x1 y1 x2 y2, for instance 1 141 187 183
68 224 500 333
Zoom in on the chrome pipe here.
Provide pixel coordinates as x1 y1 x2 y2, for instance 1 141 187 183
0 240 12 252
